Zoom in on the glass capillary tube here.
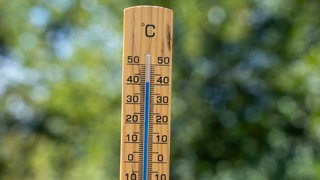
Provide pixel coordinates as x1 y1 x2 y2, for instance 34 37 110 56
143 52 151 180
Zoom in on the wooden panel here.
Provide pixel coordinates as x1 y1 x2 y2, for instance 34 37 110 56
120 5 173 180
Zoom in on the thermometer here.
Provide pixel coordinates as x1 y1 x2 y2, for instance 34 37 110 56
120 5 173 180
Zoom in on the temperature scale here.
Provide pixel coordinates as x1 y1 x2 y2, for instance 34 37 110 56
120 5 173 180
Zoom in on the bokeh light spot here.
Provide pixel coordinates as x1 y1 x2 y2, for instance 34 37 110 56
208 6 226 25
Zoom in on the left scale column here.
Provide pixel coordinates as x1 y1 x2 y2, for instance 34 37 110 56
120 6 146 180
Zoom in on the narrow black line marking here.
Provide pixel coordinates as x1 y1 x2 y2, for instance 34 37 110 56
125 122 143 124
152 142 168 144
152 64 170 66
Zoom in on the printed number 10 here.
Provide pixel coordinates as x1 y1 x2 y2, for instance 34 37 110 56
155 174 166 180
125 173 136 180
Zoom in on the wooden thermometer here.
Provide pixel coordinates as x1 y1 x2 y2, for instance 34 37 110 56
120 5 173 180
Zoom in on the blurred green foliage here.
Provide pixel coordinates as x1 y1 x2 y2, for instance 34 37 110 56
1 0 320 179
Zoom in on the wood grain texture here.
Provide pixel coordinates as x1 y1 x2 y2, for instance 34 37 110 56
120 6 173 180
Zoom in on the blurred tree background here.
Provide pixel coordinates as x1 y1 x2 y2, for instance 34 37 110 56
1 0 320 179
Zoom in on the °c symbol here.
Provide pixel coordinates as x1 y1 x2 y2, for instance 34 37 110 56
145 24 155 38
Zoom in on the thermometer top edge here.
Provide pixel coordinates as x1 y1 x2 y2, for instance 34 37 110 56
124 5 173 13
